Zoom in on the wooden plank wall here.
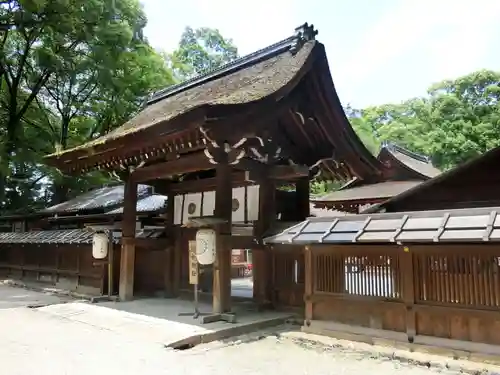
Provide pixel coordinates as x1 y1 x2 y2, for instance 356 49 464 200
272 246 305 307
0 244 106 295
133 246 168 295
0 239 252 298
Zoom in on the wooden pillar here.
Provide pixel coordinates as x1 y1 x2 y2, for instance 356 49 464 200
172 229 182 296
253 176 276 306
296 177 310 220
213 160 232 313
119 178 138 301
400 246 416 342
304 245 313 325
164 189 175 296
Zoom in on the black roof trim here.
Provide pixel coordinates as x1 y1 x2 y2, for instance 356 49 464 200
147 23 318 106
381 141 430 163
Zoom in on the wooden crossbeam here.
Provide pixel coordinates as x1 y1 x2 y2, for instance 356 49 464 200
269 165 309 180
234 158 309 181
130 152 212 182
131 148 309 185
170 172 250 193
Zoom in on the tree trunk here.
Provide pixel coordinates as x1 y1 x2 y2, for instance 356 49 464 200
0 124 17 213
52 177 71 205
52 118 72 205
0 172 7 213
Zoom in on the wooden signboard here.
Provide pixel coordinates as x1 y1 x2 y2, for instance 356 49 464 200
231 249 245 264
188 240 199 284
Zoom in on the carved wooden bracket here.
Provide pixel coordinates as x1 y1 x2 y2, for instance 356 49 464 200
245 136 281 163
309 166 321 180
200 126 282 165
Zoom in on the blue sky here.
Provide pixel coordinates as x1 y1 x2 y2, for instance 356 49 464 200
142 0 500 108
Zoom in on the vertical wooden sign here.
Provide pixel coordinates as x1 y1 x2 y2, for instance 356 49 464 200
188 240 199 284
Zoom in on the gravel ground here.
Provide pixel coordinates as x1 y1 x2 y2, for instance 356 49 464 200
0 284 495 375
186 330 478 375
0 283 72 309
0 308 476 375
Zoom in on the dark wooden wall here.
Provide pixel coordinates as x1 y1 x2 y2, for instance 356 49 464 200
272 246 305 308
0 244 107 295
384 150 500 212
133 246 167 295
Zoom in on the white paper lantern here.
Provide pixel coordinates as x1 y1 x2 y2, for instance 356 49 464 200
92 233 108 259
195 228 216 265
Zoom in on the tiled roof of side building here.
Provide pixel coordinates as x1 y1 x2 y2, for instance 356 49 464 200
107 194 167 214
0 228 166 245
41 184 151 214
313 180 423 203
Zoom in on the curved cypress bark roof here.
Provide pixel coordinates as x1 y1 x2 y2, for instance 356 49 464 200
364 144 500 213
380 142 441 180
312 142 441 212
78 40 315 152
45 23 385 182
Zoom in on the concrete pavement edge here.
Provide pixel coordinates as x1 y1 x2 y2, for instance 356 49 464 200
279 331 500 375
165 315 295 349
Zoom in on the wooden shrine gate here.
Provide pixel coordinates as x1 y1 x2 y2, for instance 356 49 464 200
44 23 391 316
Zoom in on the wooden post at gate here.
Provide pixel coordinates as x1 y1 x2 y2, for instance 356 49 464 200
213 159 233 314
296 177 310 220
119 178 138 301
164 188 175 296
253 175 276 307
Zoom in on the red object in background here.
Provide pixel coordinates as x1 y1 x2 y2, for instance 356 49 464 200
247 263 253 271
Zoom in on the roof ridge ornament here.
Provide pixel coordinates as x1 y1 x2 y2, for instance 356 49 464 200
290 23 318 54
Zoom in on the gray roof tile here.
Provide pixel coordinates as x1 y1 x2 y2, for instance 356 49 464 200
265 206 500 245
107 194 167 214
0 228 166 245
42 184 151 214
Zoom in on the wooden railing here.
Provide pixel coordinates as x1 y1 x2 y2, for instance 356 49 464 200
315 253 401 299
414 253 500 308
303 244 500 347
272 248 304 307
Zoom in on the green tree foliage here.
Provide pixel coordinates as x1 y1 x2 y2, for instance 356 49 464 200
424 70 500 168
166 26 238 81
0 0 173 211
344 105 381 155
39 42 173 203
2 4 499 211
348 70 500 172
309 180 343 197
